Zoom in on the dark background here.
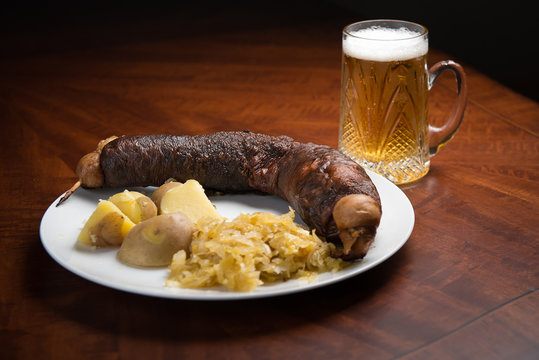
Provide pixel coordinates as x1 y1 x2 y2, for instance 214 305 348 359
1 0 537 101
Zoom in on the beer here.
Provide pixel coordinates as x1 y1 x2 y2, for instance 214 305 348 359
338 23 430 184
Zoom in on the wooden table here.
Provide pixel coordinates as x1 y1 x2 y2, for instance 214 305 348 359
1 3 537 359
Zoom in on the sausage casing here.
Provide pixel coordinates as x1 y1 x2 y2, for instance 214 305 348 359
95 131 381 259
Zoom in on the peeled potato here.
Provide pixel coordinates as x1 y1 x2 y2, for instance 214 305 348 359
151 181 182 209
109 190 157 224
78 200 135 247
159 179 221 223
117 212 194 267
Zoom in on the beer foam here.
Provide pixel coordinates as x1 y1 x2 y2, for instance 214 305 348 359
343 26 428 61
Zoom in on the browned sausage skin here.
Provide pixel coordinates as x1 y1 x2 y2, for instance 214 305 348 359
61 131 381 260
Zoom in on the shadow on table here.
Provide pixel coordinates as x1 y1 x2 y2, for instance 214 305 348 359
26 231 411 342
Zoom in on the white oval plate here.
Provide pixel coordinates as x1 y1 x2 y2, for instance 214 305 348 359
40 170 414 300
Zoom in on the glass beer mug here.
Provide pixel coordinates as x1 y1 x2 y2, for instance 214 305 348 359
338 20 468 184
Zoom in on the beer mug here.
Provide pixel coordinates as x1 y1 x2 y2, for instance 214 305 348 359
338 20 468 184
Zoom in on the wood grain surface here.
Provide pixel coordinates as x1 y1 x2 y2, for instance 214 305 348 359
1 2 537 359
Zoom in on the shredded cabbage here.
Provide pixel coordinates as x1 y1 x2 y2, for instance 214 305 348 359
166 209 347 292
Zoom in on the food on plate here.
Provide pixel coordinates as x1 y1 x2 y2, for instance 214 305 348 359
166 209 347 292
109 190 157 224
158 179 221 223
60 131 381 260
60 136 118 201
332 194 382 258
77 200 135 247
117 212 194 267
151 181 181 209
75 180 352 290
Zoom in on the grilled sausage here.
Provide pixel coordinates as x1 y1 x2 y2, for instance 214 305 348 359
61 131 381 260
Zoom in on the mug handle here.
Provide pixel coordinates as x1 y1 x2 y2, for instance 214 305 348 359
428 60 469 156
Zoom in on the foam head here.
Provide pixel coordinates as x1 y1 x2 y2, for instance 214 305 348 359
343 26 428 62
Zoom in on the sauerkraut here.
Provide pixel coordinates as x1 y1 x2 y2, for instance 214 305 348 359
166 209 347 292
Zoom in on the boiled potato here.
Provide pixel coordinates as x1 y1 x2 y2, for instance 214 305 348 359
78 200 135 247
117 212 194 267
109 190 157 224
151 181 182 209
159 179 221 223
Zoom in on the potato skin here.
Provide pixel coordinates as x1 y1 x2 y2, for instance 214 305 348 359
109 190 157 223
136 196 158 222
77 200 135 247
117 212 194 267
90 212 126 247
151 182 182 210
